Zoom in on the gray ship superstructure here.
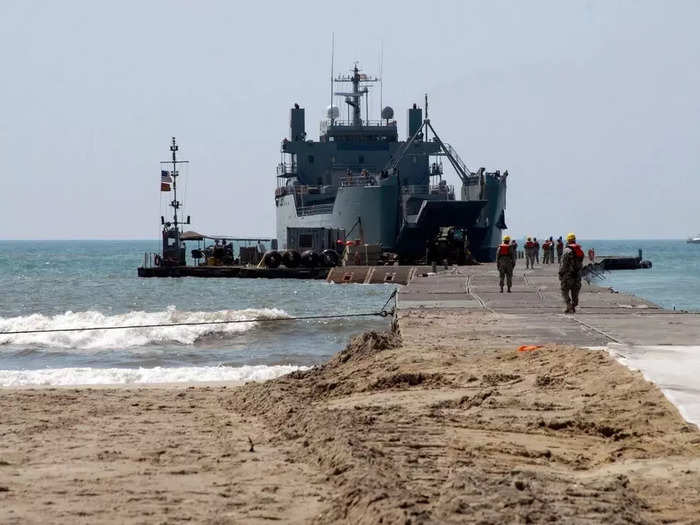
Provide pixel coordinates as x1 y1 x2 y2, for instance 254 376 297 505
275 63 508 262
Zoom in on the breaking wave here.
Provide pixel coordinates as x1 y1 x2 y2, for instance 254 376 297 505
0 364 307 387
0 306 290 349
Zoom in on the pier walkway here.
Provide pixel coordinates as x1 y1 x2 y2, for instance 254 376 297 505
398 262 700 347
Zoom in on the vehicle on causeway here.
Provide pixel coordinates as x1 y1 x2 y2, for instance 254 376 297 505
274 62 508 262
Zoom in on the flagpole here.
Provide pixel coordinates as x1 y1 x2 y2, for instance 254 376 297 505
160 138 189 265
171 137 179 231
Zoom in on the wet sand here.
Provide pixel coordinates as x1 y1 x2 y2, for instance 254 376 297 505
2 313 700 523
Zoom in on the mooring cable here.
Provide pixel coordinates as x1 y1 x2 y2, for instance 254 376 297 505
0 290 399 336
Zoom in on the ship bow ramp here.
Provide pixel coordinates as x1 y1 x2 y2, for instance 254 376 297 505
396 200 487 258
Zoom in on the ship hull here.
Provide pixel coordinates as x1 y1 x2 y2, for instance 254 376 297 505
276 174 507 262
276 184 400 251
467 174 508 262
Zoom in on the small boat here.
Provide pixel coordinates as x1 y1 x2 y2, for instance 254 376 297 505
687 234 700 244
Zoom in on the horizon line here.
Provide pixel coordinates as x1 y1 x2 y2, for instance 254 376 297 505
0 237 693 242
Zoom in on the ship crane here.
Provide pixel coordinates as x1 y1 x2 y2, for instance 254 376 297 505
385 95 474 187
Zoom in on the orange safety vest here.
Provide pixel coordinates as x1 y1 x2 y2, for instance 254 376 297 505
569 243 584 259
525 241 534 249
498 243 511 256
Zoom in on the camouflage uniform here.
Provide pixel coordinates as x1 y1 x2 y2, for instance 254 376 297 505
556 239 564 264
559 243 584 313
497 243 516 292
548 239 555 264
524 241 536 269
542 242 550 264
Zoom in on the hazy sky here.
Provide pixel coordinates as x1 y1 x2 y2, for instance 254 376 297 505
1 0 698 240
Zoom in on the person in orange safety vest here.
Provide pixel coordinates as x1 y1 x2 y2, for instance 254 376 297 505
542 239 551 264
559 232 585 313
524 237 536 269
497 235 516 293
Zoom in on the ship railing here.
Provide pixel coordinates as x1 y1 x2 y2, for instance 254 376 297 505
442 143 472 177
143 252 159 268
401 184 430 195
331 163 381 171
430 162 444 176
293 184 326 195
326 120 397 127
277 162 297 177
298 203 334 216
339 175 379 187
430 184 455 195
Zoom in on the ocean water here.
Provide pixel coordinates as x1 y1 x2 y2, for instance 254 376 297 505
0 240 395 386
0 239 697 387
580 239 700 312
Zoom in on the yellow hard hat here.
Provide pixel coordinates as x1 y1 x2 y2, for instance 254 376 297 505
566 232 576 242
503 235 511 242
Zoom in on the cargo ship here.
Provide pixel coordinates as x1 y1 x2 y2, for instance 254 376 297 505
274 63 508 262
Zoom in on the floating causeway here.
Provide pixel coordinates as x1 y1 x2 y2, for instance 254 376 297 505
398 262 700 347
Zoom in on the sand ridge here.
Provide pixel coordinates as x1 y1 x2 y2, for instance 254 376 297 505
229 321 700 523
1 312 700 523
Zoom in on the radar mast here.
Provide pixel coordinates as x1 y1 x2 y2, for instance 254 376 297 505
334 63 379 126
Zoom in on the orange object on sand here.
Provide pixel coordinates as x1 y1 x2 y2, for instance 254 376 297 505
518 345 543 352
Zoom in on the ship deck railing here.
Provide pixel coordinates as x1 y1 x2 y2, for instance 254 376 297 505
401 184 430 195
276 162 297 177
292 184 336 195
298 203 334 216
339 176 379 188
142 252 158 268
430 183 454 195
325 119 397 128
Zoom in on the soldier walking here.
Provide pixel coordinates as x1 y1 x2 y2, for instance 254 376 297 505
556 236 564 264
497 235 516 293
559 232 585 313
533 237 540 263
548 236 555 264
542 239 550 264
524 237 536 269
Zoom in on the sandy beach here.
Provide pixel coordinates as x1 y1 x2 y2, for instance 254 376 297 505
2 308 700 523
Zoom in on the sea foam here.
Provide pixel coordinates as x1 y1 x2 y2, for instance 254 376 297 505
0 306 290 349
0 364 307 387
